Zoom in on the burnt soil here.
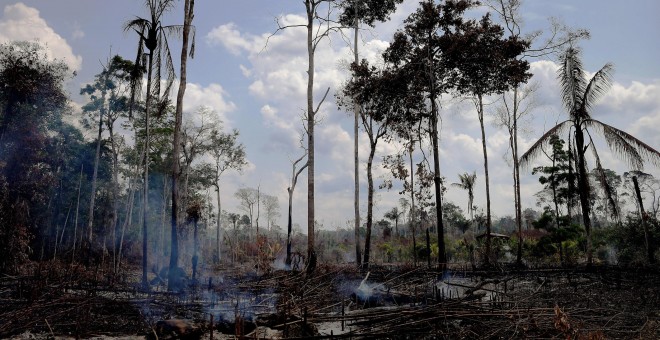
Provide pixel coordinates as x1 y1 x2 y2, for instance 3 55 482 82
1 261 659 339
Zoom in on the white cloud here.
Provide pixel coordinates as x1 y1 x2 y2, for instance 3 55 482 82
71 23 85 40
206 22 262 55
204 7 660 228
0 3 82 71
181 82 237 128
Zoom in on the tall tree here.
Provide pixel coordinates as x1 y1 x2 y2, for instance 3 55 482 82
488 0 589 266
80 55 133 268
286 152 307 266
448 13 530 264
452 172 477 221
339 0 403 270
125 0 180 288
81 62 109 260
383 0 477 268
384 207 403 237
170 0 195 291
208 128 246 264
271 0 338 273
343 60 402 268
235 187 259 231
262 194 280 232
521 47 660 265
0 41 70 272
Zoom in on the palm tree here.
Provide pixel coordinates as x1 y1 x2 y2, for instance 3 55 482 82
452 172 477 221
125 0 180 288
521 47 660 265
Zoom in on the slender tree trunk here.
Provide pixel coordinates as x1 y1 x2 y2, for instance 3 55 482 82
574 126 593 266
256 185 261 235
286 155 306 267
428 32 446 269
116 178 135 274
215 184 221 264
286 188 294 266
55 204 72 260
305 0 317 273
353 9 362 269
109 124 119 273
86 87 106 261
160 177 169 270
513 89 523 266
567 142 577 223
633 176 654 264
72 164 83 264
431 101 445 268
169 0 194 291
141 50 154 289
477 94 492 264
363 138 376 269
395 215 398 237
192 217 199 282
426 228 431 268
409 142 417 267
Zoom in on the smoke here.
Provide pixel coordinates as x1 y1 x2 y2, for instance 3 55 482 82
355 272 385 300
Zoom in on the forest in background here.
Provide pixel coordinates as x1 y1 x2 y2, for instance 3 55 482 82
0 0 659 284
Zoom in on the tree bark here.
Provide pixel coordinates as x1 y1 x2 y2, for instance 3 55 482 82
142 49 153 289
363 137 376 269
428 30 446 269
169 0 194 291
86 83 106 262
633 176 654 264
108 122 120 273
512 88 523 266
409 142 417 267
215 184 221 264
72 164 83 264
353 7 362 269
305 0 317 273
286 154 306 267
574 125 593 266
477 94 492 264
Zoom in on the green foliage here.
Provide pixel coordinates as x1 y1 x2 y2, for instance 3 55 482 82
603 215 660 265
337 0 404 28
0 41 72 272
443 202 470 233
532 135 578 214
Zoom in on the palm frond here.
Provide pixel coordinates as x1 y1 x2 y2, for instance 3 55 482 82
520 120 572 170
159 31 176 114
128 28 147 119
558 47 587 116
124 17 150 33
162 24 185 39
581 63 613 113
161 24 196 59
589 143 620 221
153 0 176 20
589 119 660 169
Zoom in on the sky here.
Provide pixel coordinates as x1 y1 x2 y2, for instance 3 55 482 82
1 0 659 231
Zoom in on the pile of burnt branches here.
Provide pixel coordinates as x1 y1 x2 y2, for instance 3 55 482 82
262 265 660 339
1 262 659 339
0 262 147 338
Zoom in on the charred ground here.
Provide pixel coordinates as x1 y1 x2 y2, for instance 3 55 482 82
1 262 659 339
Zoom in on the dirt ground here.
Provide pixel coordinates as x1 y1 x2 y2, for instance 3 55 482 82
1 262 659 339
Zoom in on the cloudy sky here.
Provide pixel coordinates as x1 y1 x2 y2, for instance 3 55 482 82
2 0 659 230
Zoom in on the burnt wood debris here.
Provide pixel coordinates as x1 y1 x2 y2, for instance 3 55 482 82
1 0 660 339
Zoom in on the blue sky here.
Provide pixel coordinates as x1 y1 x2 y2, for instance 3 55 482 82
2 1 659 229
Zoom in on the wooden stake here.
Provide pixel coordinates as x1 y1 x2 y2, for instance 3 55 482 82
209 314 213 340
